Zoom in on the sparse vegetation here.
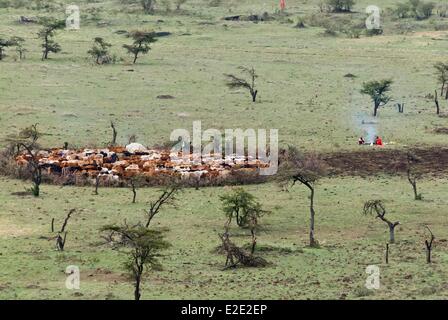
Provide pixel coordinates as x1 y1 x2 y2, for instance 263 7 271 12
325 0 355 13
0 0 447 301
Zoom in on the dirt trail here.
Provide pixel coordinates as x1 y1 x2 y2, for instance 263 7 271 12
322 147 448 176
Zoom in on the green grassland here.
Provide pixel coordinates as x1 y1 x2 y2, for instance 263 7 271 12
1 176 448 300
1 0 448 300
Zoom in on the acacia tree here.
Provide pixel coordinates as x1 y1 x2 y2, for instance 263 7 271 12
101 224 170 300
363 200 400 243
361 79 393 117
434 62 448 99
6 124 42 196
87 37 112 64
38 18 65 60
220 188 264 227
123 30 157 64
225 67 259 102
276 146 326 247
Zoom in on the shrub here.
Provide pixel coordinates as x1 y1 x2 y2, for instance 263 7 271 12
393 0 434 20
326 0 355 13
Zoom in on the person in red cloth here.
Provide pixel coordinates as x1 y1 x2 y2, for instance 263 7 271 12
280 0 286 11
375 136 383 146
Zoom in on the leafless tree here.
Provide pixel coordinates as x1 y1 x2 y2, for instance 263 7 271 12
218 227 268 270
424 225 435 263
128 176 146 203
406 152 422 200
110 121 118 146
94 175 100 195
363 200 400 244
385 243 389 264
51 209 76 251
131 180 137 203
435 90 440 115
225 66 259 102
276 146 327 247
145 185 181 227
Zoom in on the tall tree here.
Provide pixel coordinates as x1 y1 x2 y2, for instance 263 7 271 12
276 146 326 247
123 30 157 64
37 18 65 60
225 66 259 102
360 79 393 116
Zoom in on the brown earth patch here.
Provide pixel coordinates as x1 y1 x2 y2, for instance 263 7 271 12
434 128 448 135
322 147 448 176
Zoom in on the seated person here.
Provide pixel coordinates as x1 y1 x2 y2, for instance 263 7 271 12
375 136 383 146
358 137 365 145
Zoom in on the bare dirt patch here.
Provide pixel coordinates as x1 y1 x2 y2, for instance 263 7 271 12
322 147 448 176
433 128 448 135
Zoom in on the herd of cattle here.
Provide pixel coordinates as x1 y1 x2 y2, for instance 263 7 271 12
15 143 269 183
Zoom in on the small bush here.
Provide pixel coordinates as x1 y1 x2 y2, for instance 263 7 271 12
326 0 355 13
392 0 435 20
